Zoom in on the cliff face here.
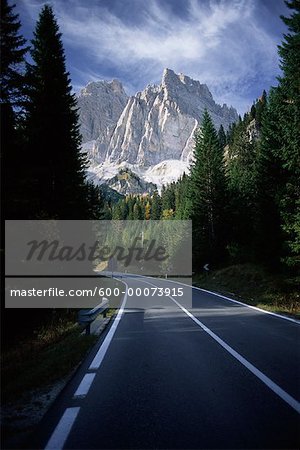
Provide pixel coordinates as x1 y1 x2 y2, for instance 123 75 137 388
78 69 239 191
77 79 128 162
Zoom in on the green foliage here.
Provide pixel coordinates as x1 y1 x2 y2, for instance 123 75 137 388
2 0 299 280
161 183 176 211
24 5 91 218
174 173 190 219
1 0 29 219
218 124 227 150
187 110 227 267
225 116 258 260
151 190 162 219
255 90 267 126
0 0 28 107
257 1 300 270
194 263 300 316
86 182 105 219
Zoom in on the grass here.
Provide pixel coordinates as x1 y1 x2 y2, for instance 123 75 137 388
193 263 300 318
1 277 125 405
1 312 98 404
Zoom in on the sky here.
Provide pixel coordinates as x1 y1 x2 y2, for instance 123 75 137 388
15 0 290 114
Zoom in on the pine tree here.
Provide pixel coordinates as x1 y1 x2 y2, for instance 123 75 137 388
127 196 135 219
151 190 162 219
258 1 300 270
276 0 300 268
133 200 144 220
187 110 226 268
255 90 267 127
174 173 190 219
1 0 29 218
161 183 176 211
250 104 256 120
226 118 258 260
255 91 283 268
86 183 104 219
0 0 28 107
218 124 227 150
25 5 89 218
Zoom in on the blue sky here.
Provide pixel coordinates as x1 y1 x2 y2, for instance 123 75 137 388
15 0 289 114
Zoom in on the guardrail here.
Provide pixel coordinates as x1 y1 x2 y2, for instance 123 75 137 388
78 297 109 335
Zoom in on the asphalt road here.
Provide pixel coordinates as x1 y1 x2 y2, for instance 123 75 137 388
27 276 300 449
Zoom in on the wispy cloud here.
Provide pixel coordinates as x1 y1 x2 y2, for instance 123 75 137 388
19 0 283 113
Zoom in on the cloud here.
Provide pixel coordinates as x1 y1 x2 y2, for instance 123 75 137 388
20 0 282 113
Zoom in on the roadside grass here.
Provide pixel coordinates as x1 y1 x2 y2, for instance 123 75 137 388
193 264 300 318
1 312 98 404
2 277 124 405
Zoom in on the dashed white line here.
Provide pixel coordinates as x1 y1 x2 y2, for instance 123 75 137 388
44 407 80 450
140 278 300 415
73 373 96 398
44 286 128 449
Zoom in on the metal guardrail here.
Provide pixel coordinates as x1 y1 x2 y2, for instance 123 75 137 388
78 297 109 335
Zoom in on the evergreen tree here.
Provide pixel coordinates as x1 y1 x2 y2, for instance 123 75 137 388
112 201 123 220
226 118 258 260
187 110 226 268
161 183 176 211
257 1 300 270
25 5 89 218
133 200 144 220
86 183 104 219
255 91 283 268
0 0 28 107
276 0 300 268
255 90 267 126
218 124 227 150
250 104 256 120
127 195 135 220
151 190 162 219
1 0 29 218
174 173 190 219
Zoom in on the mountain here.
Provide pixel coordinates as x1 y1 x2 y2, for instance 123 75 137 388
104 168 157 196
77 79 128 162
98 184 124 203
78 69 239 192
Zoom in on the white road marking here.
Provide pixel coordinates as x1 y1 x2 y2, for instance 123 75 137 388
44 407 80 450
73 373 96 398
194 285 299 324
140 278 300 414
89 282 128 370
142 275 300 325
110 272 299 324
44 286 128 449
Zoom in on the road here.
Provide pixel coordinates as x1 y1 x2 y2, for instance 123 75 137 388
27 275 300 449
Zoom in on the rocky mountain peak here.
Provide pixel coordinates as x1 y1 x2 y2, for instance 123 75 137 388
80 79 126 98
79 69 239 191
77 78 128 144
161 68 213 102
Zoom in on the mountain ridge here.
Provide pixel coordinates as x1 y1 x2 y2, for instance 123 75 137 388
78 69 239 192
